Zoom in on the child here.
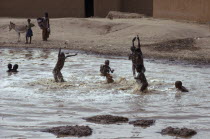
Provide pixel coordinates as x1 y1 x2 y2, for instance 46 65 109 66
175 81 189 92
53 48 77 82
135 65 148 92
7 64 12 72
129 36 145 77
26 19 34 44
12 64 19 72
100 60 114 83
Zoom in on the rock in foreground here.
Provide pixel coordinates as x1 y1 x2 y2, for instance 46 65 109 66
161 126 197 137
129 120 155 127
85 115 129 124
42 125 92 137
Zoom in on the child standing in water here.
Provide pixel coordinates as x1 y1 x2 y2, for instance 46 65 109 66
100 60 114 83
26 19 34 44
53 48 77 82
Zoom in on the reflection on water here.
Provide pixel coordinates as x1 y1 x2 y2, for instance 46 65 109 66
0 48 210 139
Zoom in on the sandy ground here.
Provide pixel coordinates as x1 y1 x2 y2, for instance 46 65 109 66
0 17 210 63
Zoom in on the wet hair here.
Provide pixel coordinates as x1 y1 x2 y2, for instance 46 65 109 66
8 64 12 70
105 60 110 65
27 19 31 22
13 64 19 71
175 81 182 88
45 12 49 18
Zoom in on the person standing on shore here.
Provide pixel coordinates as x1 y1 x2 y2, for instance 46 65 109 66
42 12 50 41
26 19 34 44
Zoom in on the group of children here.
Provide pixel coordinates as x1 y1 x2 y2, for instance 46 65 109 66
99 35 188 92
99 35 148 91
6 35 188 92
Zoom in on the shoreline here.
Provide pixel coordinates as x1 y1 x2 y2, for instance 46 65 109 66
1 45 210 67
1 17 210 64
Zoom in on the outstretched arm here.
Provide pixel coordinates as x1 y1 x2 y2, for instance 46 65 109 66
65 53 77 58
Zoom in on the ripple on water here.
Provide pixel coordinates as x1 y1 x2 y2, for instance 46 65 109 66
1 48 210 138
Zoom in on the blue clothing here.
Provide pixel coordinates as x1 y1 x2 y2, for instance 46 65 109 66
26 28 33 37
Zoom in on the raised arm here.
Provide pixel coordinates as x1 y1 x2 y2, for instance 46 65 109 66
65 53 77 58
132 37 136 48
137 35 140 49
58 48 61 57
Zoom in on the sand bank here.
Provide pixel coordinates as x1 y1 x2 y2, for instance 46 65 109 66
1 17 210 63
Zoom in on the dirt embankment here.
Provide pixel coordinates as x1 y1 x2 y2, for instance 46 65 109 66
0 17 210 63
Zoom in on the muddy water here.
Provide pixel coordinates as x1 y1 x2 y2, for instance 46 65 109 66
0 48 210 139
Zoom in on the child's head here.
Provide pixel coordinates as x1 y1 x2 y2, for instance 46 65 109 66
105 60 109 65
8 64 12 70
27 19 31 23
175 81 182 89
13 64 19 71
45 12 49 18
60 52 65 58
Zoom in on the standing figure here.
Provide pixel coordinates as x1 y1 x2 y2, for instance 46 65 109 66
100 60 114 83
26 19 34 44
129 35 145 77
42 12 50 41
53 48 77 82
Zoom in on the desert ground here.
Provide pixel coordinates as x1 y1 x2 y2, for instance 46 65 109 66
0 17 210 63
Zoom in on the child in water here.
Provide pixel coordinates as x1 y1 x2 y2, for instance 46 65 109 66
26 19 34 44
100 60 114 83
7 64 19 72
175 81 189 92
135 64 148 92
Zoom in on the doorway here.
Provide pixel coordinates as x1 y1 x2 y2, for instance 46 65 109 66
85 0 94 17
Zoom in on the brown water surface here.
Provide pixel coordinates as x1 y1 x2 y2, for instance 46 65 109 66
0 48 210 139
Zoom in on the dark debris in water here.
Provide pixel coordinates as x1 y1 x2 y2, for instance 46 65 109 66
129 120 155 127
161 126 197 137
152 38 198 52
85 115 129 124
42 125 92 137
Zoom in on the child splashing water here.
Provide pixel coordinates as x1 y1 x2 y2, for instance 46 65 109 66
100 60 115 83
53 48 77 82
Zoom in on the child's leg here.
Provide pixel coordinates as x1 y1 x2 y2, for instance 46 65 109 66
53 70 59 82
26 36 28 44
29 37 32 44
57 71 64 82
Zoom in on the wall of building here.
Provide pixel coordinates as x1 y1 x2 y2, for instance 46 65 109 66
0 0 85 18
153 0 210 22
94 0 153 17
122 0 153 16
94 0 122 17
